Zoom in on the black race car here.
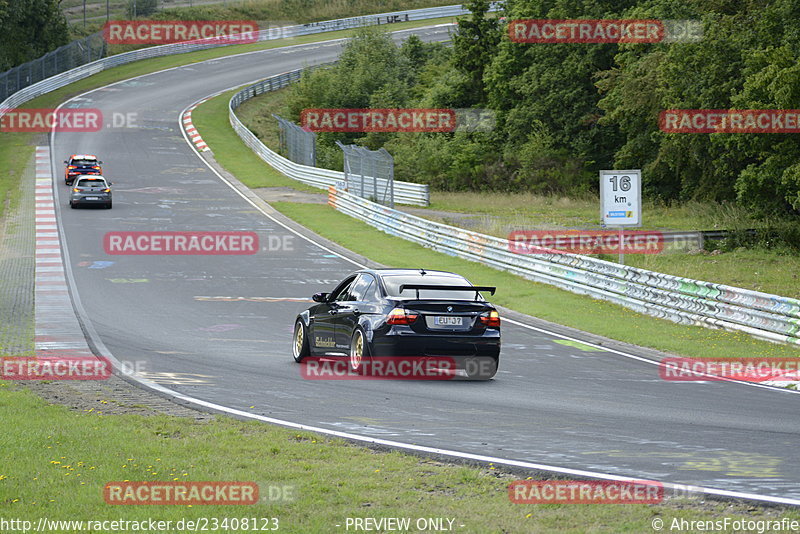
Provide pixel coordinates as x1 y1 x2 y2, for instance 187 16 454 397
292 269 501 380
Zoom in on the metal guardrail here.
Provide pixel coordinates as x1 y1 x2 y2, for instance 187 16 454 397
328 187 800 346
0 4 472 111
229 68 430 206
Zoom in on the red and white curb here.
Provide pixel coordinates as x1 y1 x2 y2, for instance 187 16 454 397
764 377 800 388
34 146 95 360
182 98 211 152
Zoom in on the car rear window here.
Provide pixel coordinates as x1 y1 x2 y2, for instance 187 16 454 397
76 179 105 188
381 274 480 300
73 159 98 166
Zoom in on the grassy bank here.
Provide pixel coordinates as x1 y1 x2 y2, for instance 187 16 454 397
0 134 34 219
2 382 788 533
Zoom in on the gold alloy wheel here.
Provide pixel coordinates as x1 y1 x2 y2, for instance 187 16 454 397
293 322 304 360
350 330 364 371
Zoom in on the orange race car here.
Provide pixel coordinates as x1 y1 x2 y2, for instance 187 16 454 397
64 154 103 185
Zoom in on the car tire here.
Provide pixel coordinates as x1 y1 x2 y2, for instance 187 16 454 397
69 201 76 209
292 319 310 363
349 327 371 373
462 356 498 381
105 202 112 209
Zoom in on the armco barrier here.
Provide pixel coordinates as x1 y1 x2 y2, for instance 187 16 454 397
328 187 800 346
0 4 474 112
229 68 430 206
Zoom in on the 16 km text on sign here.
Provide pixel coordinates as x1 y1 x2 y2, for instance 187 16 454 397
600 170 642 263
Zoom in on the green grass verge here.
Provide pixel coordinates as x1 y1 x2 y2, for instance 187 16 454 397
194 91 800 360
0 134 34 219
190 89 318 191
611 250 800 299
235 86 289 153
427 193 752 231
3 383 790 532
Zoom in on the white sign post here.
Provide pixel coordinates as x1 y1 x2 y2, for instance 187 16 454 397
600 170 641 264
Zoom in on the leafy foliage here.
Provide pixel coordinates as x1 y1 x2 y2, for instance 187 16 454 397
0 0 68 71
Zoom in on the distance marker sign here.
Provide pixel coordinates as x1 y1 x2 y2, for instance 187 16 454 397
600 170 641 226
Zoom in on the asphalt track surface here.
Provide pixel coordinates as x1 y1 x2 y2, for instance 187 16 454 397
50 25 800 503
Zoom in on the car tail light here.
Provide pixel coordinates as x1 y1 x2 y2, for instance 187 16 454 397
480 310 500 328
68 165 75 169
102 188 110 193
72 188 80 192
387 308 418 325
92 166 100 169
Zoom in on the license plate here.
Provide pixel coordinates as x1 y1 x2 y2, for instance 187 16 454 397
84 196 99 200
434 316 463 326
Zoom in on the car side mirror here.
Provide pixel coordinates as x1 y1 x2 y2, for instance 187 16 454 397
98 161 104 164
312 292 329 303
63 160 68 164
107 182 113 185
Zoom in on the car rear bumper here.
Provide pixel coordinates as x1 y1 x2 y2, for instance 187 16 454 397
371 329 500 358
71 194 111 205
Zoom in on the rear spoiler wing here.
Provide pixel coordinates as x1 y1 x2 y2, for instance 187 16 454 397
398 284 496 300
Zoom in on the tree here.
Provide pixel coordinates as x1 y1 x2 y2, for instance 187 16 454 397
0 0 68 72
449 0 499 106
597 0 800 215
285 27 412 170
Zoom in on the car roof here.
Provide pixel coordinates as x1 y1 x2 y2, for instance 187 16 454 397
356 268 466 280
75 175 107 181
70 154 98 160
